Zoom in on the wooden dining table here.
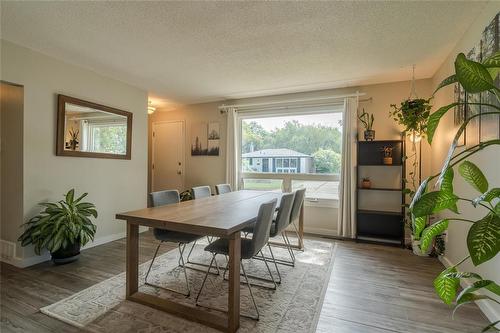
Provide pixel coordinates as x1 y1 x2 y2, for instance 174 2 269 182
116 190 303 333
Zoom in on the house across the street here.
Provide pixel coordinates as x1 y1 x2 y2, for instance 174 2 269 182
242 148 313 173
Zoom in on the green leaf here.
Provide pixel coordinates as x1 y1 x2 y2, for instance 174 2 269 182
459 161 489 193
482 320 500 332
427 103 457 144
455 53 495 93
433 74 457 95
453 293 491 318
467 213 500 266
457 279 500 301
482 51 500 68
412 191 459 217
444 271 483 280
65 189 75 205
413 216 427 239
73 192 88 204
434 267 459 305
473 188 500 207
420 219 449 252
409 178 429 211
440 168 454 193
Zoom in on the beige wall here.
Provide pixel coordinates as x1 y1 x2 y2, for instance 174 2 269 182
149 102 227 193
0 82 24 248
151 79 433 188
430 3 500 321
150 79 433 235
0 40 149 264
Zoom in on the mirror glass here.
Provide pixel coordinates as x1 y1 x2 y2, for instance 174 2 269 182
64 102 128 154
57 95 132 159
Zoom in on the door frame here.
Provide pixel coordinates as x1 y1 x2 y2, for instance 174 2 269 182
151 120 186 192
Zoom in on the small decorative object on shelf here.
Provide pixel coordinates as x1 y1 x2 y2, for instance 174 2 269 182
358 108 375 141
361 177 371 189
381 146 393 165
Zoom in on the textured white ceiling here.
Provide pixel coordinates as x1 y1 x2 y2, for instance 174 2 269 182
0 1 487 105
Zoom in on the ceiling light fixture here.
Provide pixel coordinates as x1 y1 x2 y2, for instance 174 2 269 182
147 101 156 115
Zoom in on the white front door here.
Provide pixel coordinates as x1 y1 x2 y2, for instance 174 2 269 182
152 121 185 192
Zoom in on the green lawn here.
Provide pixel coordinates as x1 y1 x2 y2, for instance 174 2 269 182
243 179 282 191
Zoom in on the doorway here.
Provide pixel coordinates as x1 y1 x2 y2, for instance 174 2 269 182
1 81 24 258
151 121 185 192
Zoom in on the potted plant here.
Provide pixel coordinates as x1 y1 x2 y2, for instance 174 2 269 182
408 51 500 331
18 189 97 264
68 128 79 151
389 98 432 138
361 177 371 189
358 109 375 141
381 146 393 165
409 216 432 256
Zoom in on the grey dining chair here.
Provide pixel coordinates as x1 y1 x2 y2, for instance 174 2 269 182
187 185 220 270
241 192 295 284
282 187 306 267
215 184 232 195
195 199 278 321
145 190 202 297
191 185 212 198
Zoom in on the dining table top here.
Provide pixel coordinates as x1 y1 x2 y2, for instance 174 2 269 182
116 190 283 237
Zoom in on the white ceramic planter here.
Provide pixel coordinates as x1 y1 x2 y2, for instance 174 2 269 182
411 236 431 256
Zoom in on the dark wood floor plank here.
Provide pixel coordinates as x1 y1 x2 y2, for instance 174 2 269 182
0 232 489 333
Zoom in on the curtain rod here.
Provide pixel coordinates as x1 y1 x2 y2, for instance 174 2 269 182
218 92 367 110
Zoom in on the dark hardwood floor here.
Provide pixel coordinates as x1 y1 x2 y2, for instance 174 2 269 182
0 231 490 333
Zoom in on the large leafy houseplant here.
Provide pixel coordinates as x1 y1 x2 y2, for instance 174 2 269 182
18 189 97 263
390 88 433 252
410 51 500 331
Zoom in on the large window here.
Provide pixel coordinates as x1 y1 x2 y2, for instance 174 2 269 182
240 112 342 200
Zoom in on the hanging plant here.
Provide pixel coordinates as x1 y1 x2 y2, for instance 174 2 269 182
389 98 432 136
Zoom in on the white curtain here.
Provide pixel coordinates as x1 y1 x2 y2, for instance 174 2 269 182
225 107 239 190
338 96 358 238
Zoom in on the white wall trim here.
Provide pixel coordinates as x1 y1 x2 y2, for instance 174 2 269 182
439 255 500 323
0 227 149 268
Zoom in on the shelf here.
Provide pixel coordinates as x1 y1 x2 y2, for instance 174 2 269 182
358 187 402 191
358 140 403 144
357 209 403 216
356 234 403 246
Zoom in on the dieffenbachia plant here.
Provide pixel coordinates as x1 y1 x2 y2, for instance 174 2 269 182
409 51 500 332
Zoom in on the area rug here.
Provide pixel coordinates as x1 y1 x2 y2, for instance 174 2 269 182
41 238 337 333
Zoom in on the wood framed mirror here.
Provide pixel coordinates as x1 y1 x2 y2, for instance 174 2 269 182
56 94 133 159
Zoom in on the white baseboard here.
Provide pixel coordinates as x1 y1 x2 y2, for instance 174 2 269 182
439 255 500 323
0 226 149 268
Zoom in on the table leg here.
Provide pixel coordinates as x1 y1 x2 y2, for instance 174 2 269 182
227 231 241 333
126 222 139 298
298 204 304 249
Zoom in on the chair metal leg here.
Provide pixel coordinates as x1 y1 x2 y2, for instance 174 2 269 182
195 253 216 304
145 241 191 297
197 255 260 320
267 243 282 284
253 233 297 267
184 239 220 275
240 261 259 321
291 221 303 247
144 241 162 283
222 251 278 290
283 232 296 265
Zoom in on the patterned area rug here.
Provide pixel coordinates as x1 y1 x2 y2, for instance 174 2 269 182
41 238 337 333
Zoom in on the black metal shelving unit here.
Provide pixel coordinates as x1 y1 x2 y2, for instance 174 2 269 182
355 138 405 247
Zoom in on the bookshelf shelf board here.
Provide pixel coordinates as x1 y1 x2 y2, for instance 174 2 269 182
358 187 402 191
